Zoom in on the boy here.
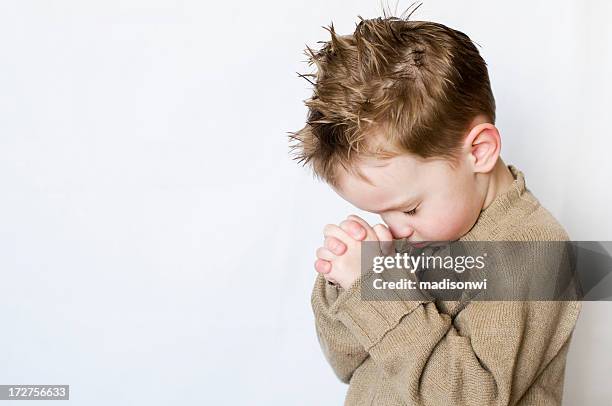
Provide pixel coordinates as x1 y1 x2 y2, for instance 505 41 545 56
288 11 581 406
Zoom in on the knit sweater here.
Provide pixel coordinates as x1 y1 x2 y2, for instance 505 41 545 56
311 165 582 405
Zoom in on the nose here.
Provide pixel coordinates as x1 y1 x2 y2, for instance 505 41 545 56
389 224 414 240
380 213 414 240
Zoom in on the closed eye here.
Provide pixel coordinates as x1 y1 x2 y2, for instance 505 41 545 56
403 208 417 216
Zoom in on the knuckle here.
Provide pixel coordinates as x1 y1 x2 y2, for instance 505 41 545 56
339 219 355 230
348 215 364 225
314 259 329 272
324 236 339 249
323 223 335 236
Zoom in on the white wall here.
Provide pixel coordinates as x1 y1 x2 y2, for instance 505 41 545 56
0 1 610 404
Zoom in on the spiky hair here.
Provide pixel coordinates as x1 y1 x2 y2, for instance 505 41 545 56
288 4 496 188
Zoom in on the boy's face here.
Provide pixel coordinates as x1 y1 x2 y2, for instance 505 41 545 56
332 152 487 242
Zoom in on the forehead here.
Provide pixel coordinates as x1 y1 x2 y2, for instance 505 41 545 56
333 154 423 212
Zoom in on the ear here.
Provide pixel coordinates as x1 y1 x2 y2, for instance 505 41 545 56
462 122 501 173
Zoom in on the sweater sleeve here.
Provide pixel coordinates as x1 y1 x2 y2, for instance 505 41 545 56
311 272 369 384
328 270 582 405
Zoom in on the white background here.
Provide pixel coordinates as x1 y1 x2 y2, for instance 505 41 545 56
1 1 611 404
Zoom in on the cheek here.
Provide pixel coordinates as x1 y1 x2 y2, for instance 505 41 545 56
426 198 480 240
427 213 467 240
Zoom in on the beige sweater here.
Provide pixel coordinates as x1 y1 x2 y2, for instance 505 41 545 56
311 165 582 405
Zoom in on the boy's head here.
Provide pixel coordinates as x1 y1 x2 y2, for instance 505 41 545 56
290 14 504 241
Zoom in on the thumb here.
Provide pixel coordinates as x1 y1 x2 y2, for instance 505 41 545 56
373 223 394 256
346 214 378 242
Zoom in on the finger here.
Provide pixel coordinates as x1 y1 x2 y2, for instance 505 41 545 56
346 214 378 242
314 258 331 274
373 223 394 256
324 236 347 255
316 246 336 261
323 223 354 247
338 219 366 240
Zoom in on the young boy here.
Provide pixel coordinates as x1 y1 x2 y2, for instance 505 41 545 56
289 12 581 406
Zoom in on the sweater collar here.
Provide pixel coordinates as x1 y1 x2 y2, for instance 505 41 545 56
459 164 526 241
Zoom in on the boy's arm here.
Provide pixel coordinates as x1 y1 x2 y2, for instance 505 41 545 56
328 270 582 405
311 272 369 384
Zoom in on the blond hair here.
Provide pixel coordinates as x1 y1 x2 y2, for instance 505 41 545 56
288 5 496 188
